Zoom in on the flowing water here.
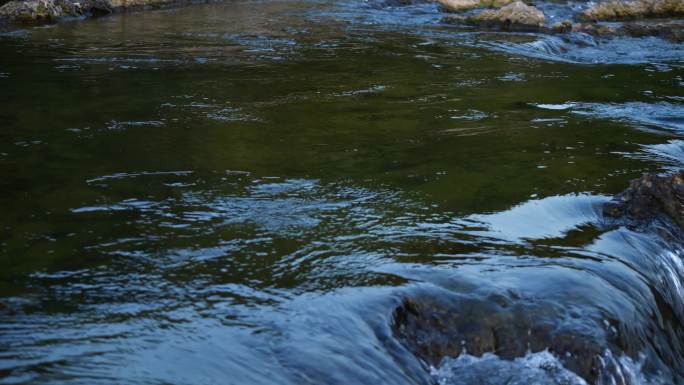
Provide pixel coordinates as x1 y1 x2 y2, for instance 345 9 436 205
0 0 683 384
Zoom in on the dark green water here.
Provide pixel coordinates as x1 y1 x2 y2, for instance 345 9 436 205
0 1 683 384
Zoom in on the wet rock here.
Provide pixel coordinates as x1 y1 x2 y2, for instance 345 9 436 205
603 171 684 228
620 20 684 41
0 0 176 22
438 0 514 13
442 1 545 30
0 0 110 20
391 292 611 383
578 0 684 21
570 22 617 36
439 0 483 12
544 19 682 42
551 19 573 32
0 0 68 21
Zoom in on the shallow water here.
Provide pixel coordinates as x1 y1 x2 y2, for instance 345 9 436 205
0 0 683 384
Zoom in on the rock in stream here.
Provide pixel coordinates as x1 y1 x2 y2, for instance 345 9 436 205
442 1 546 30
391 290 617 384
604 170 684 228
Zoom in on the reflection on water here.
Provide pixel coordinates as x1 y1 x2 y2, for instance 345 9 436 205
465 193 608 242
533 102 684 134
0 0 683 384
636 140 684 171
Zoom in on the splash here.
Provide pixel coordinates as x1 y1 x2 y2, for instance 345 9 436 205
596 349 666 385
431 350 666 385
430 350 588 385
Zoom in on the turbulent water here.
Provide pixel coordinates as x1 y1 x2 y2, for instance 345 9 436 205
0 0 683 384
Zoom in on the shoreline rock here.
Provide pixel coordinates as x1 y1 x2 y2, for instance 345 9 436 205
0 0 184 22
0 0 107 21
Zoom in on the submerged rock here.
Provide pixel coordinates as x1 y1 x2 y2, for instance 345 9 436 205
603 171 684 228
442 1 545 30
578 0 684 21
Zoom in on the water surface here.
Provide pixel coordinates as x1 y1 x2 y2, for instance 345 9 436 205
1 0 683 384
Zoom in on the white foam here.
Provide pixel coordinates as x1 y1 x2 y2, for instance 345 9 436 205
431 350 664 385
430 350 588 385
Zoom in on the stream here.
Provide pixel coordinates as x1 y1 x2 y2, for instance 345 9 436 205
0 0 683 383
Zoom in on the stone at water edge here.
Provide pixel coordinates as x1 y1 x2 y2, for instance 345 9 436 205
0 0 117 21
443 1 545 30
603 170 684 229
0 0 175 21
0 0 74 21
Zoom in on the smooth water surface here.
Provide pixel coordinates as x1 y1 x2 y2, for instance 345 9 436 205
0 0 683 384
